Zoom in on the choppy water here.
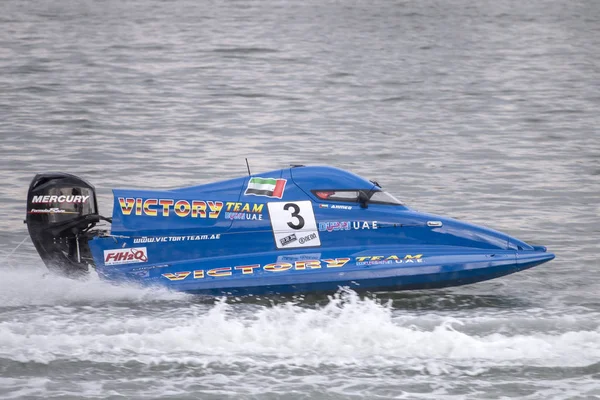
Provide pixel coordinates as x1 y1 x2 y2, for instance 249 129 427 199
1 0 600 398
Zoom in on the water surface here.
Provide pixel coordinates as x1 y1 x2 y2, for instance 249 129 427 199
1 0 599 398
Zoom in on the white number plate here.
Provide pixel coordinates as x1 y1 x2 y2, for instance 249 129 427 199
267 201 321 249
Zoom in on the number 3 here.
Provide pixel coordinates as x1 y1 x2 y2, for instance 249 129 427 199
284 203 305 230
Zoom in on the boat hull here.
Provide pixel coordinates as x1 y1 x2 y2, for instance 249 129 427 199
92 240 554 295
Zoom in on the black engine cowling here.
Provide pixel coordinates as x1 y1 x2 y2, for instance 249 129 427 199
25 173 101 277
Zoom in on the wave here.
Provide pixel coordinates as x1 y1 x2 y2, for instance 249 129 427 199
0 288 599 369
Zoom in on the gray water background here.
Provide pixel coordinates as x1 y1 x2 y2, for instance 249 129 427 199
1 0 599 398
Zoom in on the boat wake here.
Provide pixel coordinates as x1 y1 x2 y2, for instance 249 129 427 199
0 263 190 308
0 261 599 399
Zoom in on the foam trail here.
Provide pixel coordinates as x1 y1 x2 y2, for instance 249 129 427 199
0 264 190 307
1 291 599 370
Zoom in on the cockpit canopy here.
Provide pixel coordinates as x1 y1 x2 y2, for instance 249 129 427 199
289 165 403 206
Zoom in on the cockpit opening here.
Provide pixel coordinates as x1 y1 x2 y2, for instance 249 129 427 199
311 189 403 205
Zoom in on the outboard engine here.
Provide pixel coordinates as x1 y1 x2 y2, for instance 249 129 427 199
25 173 102 277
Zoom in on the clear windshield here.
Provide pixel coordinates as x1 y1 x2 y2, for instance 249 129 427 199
312 189 403 205
369 191 403 205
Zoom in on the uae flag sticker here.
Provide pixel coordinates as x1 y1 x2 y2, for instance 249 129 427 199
245 177 287 198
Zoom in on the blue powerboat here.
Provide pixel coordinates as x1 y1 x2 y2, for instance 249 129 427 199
25 165 554 295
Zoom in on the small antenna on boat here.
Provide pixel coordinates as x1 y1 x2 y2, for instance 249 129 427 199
245 158 252 176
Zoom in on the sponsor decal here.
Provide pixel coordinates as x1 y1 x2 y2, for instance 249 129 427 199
224 212 263 220
245 177 286 199
128 264 170 280
118 198 223 218
129 269 150 278
318 221 378 232
207 267 232 277
319 204 329 208
28 208 78 214
133 234 220 244
330 205 352 210
161 271 191 281
234 265 261 275
280 233 297 247
298 232 317 245
225 202 264 213
161 258 351 281
356 254 423 266
32 195 90 204
131 264 169 271
277 253 322 263
224 202 265 220
104 247 148 266
319 221 350 232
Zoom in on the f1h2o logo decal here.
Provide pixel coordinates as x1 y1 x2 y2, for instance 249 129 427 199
268 201 321 249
